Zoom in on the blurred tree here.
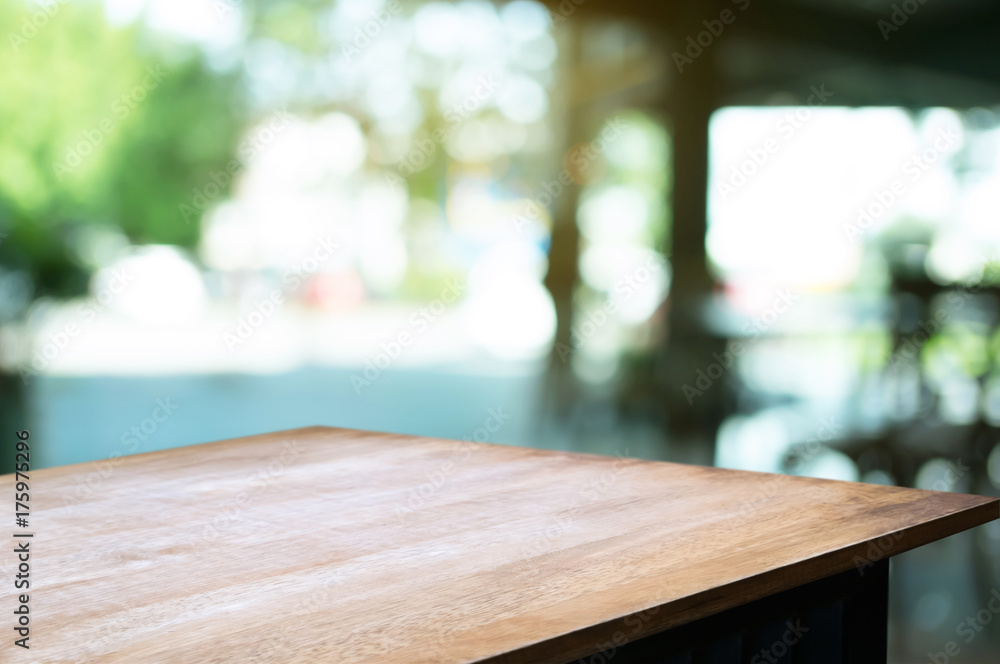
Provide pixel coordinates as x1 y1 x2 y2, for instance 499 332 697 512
0 0 242 471
0 0 241 299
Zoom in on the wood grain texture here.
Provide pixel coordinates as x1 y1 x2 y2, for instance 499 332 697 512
3 426 997 664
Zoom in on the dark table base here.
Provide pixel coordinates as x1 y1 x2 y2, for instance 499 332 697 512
568 560 889 664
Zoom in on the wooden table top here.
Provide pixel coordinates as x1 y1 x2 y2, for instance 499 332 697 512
9 426 998 663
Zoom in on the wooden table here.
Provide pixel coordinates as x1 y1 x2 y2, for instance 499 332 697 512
10 426 999 663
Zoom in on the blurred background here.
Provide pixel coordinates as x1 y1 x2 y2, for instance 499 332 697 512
2 0 1000 660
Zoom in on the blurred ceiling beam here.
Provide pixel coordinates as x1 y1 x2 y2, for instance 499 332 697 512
731 0 1000 97
542 0 1000 102
568 50 668 109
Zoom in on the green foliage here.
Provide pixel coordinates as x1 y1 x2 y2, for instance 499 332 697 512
0 0 240 299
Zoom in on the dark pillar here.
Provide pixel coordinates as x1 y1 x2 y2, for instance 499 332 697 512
660 2 728 464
